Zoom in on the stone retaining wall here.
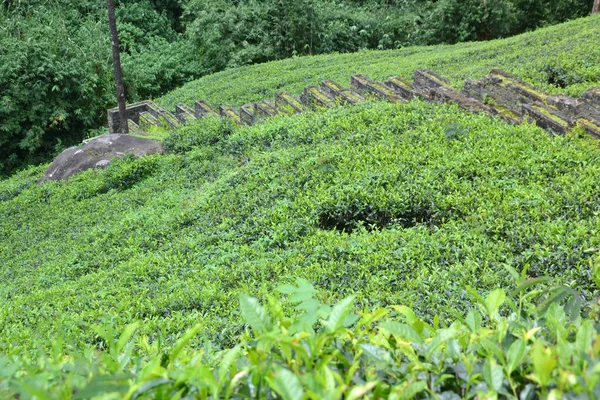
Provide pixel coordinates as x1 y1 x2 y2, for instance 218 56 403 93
107 69 600 139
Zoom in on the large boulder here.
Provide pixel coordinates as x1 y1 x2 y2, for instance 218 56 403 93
40 134 164 182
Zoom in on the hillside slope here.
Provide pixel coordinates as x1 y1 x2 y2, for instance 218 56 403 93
1 16 600 352
158 14 600 110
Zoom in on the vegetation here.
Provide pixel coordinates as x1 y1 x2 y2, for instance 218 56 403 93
0 0 596 174
158 14 600 111
1 8 600 399
3 275 600 398
2 94 600 358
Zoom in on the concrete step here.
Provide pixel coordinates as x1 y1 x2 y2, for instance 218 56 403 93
127 120 145 135
523 102 574 134
107 68 600 141
275 91 304 115
156 110 181 130
385 76 415 100
433 86 495 115
220 105 242 125
240 103 256 125
577 117 600 139
350 74 404 103
138 112 159 130
301 86 336 109
320 80 365 105
175 104 196 124
195 100 218 118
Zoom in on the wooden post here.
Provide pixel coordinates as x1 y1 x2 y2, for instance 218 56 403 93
107 0 128 134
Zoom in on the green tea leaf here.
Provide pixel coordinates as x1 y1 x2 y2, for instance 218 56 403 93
347 381 377 400
484 288 506 318
400 380 427 399
483 358 503 392
531 341 556 387
326 296 355 333
239 294 273 334
380 321 423 344
360 344 392 366
506 339 526 374
169 324 202 366
130 378 173 400
576 320 595 357
464 309 482 333
268 367 304 400
218 344 241 383
116 322 139 354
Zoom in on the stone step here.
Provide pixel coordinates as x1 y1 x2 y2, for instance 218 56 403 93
220 105 242 125
301 86 336 109
464 69 549 117
175 104 196 124
108 101 153 133
413 69 450 93
138 112 159 130
350 74 403 102
127 120 145 135
320 80 365 105
433 86 495 115
255 100 279 119
106 68 600 143
240 104 256 126
577 117 600 139
490 105 522 125
490 69 549 106
384 76 415 100
319 80 344 98
523 102 574 135
156 110 181 130
195 100 218 118
276 91 304 115
583 87 600 107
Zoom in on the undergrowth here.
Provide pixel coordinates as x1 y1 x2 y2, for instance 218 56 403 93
1 100 600 354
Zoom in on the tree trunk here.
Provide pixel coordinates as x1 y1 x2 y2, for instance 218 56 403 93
107 0 128 134
594 0 600 13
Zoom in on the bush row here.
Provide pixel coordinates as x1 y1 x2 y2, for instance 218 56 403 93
2 273 600 398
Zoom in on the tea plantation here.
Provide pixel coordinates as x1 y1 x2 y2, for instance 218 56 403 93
1 14 600 399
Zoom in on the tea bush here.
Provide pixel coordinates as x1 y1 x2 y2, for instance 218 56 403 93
2 100 600 354
2 274 600 398
2 16 600 397
158 13 600 111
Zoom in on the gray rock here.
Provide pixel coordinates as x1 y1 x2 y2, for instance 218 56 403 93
40 134 164 182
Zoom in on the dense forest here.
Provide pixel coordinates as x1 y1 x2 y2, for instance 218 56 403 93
0 0 594 174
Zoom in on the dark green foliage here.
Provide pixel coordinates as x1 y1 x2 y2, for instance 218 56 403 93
416 0 516 43
184 0 595 74
0 0 199 175
0 10 113 173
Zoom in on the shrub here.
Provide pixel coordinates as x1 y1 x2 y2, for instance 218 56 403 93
1 273 599 398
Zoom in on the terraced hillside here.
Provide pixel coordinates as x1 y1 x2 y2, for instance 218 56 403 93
1 14 600 398
157 14 600 109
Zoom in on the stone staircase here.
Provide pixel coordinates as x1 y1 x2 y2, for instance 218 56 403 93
107 68 600 139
